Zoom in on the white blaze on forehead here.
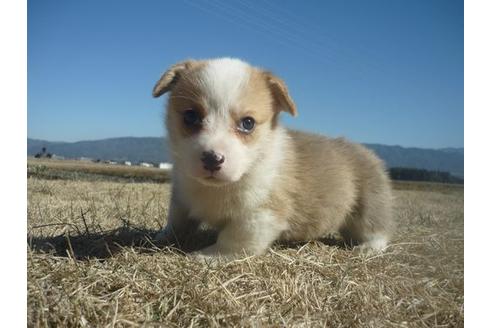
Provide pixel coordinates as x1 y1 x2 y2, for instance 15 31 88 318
199 58 251 112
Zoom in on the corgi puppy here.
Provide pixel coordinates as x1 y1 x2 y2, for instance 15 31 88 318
153 58 393 258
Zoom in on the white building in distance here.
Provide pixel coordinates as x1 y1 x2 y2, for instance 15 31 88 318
159 162 173 170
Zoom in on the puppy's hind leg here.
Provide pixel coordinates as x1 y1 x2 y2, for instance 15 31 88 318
339 196 393 253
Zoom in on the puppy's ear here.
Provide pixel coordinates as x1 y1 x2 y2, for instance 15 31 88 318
152 60 195 98
264 72 297 116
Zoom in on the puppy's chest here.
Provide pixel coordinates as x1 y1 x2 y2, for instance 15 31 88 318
181 185 268 225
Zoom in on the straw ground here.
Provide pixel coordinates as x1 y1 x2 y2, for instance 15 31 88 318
27 163 463 327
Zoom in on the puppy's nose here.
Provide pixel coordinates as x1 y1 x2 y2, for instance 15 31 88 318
201 150 225 172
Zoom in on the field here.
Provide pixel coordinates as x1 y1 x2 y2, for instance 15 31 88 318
27 160 464 327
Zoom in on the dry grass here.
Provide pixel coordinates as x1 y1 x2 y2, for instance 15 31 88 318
27 167 463 327
27 158 171 183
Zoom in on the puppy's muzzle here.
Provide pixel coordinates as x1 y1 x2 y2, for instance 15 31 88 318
201 150 225 172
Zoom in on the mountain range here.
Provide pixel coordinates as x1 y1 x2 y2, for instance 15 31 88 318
27 137 464 178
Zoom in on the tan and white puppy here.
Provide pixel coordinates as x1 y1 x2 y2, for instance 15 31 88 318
153 58 393 258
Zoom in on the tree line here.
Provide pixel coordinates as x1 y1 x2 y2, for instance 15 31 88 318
389 167 463 184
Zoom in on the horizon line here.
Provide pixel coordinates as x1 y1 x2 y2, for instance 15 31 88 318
27 135 464 151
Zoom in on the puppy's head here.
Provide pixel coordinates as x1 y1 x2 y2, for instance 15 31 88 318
153 58 296 186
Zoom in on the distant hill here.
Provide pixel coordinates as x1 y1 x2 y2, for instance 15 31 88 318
438 147 464 156
364 144 464 178
28 137 169 164
28 137 464 178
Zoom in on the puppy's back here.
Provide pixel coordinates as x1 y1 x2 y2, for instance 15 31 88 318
275 130 393 243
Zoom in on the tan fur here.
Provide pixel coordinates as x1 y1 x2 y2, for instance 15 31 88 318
161 62 209 139
263 71 297 116
269 131 393 244
152 60 207 98
153 58 393 258
230 69 278 144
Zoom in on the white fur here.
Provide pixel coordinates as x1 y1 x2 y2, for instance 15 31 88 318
156 59 292 256
169 58 255 185
198 210 288 257
363 234 388 251
199 58 250 115
176 127 289 226
157 126 291 257
353 234 389 255
155 58 393 258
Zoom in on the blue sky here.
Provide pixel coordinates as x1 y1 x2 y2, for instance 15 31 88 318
28 0 463 148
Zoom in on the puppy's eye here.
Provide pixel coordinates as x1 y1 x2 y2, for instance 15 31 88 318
238 117 255 133
183 108 202 127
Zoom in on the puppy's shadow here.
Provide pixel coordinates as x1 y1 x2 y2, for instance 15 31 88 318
274 234 352 251
28 225 350 260
28 225 218 260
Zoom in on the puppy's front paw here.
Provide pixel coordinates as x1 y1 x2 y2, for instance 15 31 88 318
190 244 219 260
190 244 236 264
189 245 221 266
354 236 389 255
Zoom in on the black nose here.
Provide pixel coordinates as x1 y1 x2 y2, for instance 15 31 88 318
201 150 225 172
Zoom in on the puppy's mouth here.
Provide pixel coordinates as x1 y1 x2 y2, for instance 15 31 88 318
194 173 233 187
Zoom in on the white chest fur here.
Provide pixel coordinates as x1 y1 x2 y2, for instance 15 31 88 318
175 128 289 226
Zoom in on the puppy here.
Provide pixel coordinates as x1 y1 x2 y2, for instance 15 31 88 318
153 58 393 257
